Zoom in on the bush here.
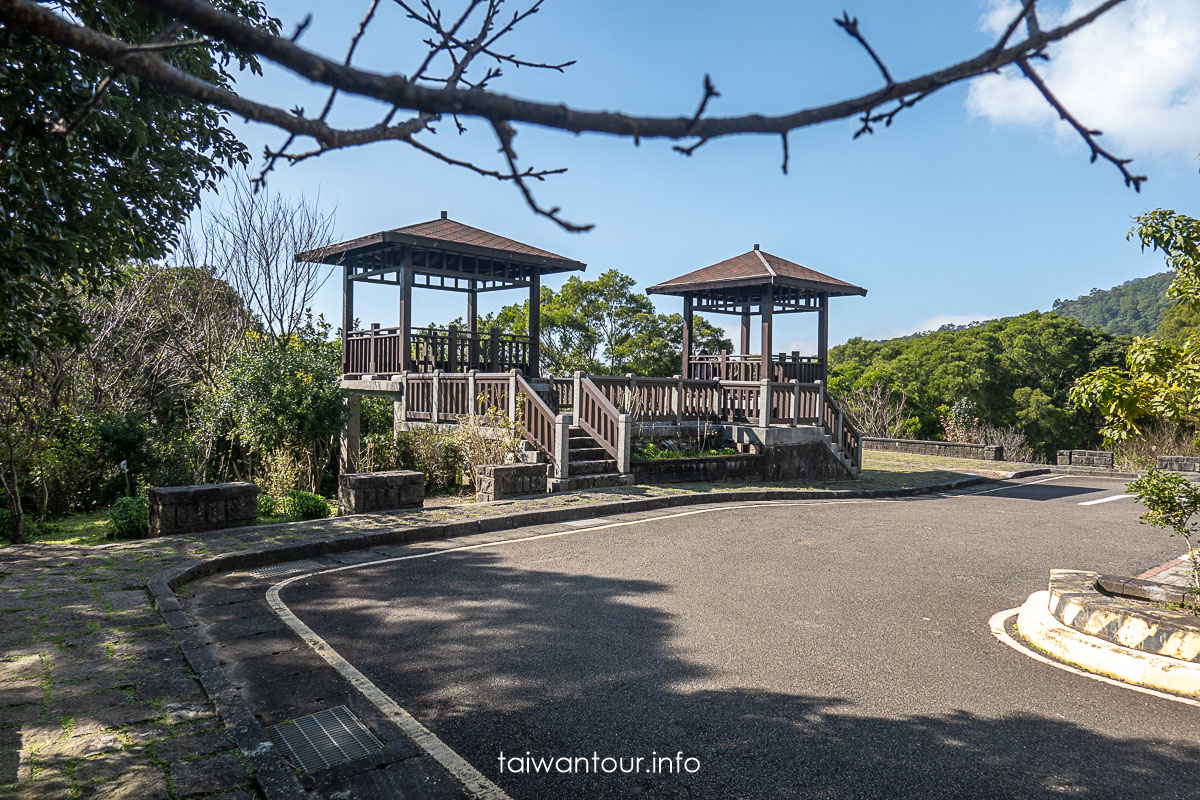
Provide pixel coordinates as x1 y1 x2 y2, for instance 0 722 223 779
453 398 524 487
0 508 9 541
257 493 278 518
107 497 150 540
281 490 330 521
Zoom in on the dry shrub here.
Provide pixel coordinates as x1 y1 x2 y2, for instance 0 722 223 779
453 396 525 487
1112 423 1200 472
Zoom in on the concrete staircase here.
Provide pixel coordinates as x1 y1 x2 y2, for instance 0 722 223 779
562 426 630 490
822 430 860 476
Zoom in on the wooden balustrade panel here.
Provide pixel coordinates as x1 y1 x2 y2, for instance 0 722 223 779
407 379 433 420
721 383 759 423
515 376 557 465
769 384 792 425
577 380 620 459
552 379 573 410
680 383 719 420
474 379 509 415
795 384 820 424
589 377 627 411
634 380 674 422
439 377 470 420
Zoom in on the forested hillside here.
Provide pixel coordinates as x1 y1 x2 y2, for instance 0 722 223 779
1051 271 1173 336
828 312 1127 459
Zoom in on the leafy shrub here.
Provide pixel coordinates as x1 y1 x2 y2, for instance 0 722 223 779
363 428 462 492
107 497 149 540
260 447 304 499
632 444 738 461
257 493 278 518
1127 469 1200 597
280 490 330 521
452 397 525 487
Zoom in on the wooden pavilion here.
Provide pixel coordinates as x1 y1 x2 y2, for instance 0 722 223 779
296 212 586 378
646 245 867 383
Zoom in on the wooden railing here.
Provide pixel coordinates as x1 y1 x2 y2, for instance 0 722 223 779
688 352 824 383
577 377 621 459
515 373 557 466
343 325 531 375
570 374 825 428
551 378 574 411
385 371 860 474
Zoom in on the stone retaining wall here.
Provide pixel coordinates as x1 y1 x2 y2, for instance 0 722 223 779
863 437 1003 461
476 463 549 501
632 454 763 484
1057 449 1115 468
338 470 424 516
148 483 258 537
1157 455 1200 473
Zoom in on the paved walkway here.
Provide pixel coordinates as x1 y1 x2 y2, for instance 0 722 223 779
0 455 1189 799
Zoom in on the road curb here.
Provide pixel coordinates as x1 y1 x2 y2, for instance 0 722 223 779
145 473 995 800
1016 590 1200 699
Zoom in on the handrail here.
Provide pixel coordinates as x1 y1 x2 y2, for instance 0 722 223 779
577 377 621 460
514 373 557 467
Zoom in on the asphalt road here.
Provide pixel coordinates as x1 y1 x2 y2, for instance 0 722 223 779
281 475 1200 799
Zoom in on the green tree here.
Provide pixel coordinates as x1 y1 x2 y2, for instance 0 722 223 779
199 317 346 492
830 311 1124 458
0 1 278 362
1071 210 1200 443
1052 272 1174 336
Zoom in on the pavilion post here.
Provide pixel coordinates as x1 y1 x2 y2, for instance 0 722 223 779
467 281 479 370
760 286 774 379
528 269 541 377
681 294 694 379
398 246 413 372
740 307 751 356
341 264 354 374
817 292 829 382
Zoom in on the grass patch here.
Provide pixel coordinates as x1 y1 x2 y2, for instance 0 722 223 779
0 510 110 547
632 444 739 461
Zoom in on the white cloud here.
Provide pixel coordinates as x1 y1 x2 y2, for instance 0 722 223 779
967 0 1200 157
867 313 992 340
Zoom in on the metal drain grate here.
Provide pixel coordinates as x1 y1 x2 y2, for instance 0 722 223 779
559 517 610 528
269 705 384 772
244 559 321 579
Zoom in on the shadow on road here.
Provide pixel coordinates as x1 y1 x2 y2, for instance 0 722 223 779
286 542 1199 799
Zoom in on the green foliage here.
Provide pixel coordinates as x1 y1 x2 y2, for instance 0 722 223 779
0 1 279 362
1071 210 1200 444
279 490 330 521
632 444 738 461
106 496 149 540
200 317 346 490
830 311 1121 459
489 268 732 376
1126 469 1200 595
1052 272 1174 337
364 429 463 492
452 397 525 487
257 493 277 518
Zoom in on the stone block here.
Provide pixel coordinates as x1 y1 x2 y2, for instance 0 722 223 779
338 470 425 515
148 483 257 537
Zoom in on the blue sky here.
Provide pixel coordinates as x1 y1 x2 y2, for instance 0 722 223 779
212 0 1200 354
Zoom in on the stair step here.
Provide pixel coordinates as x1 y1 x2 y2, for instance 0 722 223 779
568 459 618 475
562 472 631 491
567 445 609 460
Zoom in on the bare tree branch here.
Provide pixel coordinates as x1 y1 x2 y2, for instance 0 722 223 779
0 0 1143 230
1017 58 1147 191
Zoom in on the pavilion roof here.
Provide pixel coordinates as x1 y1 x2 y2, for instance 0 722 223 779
646 247 866 298
295 212 586 275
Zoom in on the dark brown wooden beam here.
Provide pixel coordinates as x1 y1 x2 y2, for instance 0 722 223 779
467 281 479 369
817 292 829 382
761 285 774 377
528 269 541 377
740 307 751 355
399 246 413 371
341 264 353 374
681 294 694 377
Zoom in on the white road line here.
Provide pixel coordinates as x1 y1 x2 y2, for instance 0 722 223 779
260 477 1058 796
1078 494 1134 506
988 608 1200 708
